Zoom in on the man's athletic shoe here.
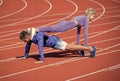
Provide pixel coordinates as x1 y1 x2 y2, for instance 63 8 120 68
89 46 96 58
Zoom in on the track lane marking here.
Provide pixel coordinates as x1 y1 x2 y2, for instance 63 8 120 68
0 0 52 28
66 64 120 81
0 44 119 79
0 0 27 19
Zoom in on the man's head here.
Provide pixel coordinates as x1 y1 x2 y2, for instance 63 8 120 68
85 8 96 21
19 31 31 42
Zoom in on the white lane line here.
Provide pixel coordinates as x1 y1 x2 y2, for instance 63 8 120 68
0 29 21 34
0 42 22 49
66 64 120 81
112 0 120 3
100 15 120 19
0 5 119 23
0 45 25 51
105 10 120 14
0 31 20 38
90 20 120 27
37 0 78 27
0 0 3 6
0 17 29 23
0 0 27 19
0 44 119 79
104 5 120 9
91 36 120 45
0 37 18 42
89 0 105 23
0 0 52 28
0 2 116 21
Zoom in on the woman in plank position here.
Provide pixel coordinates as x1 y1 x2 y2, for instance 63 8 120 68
27 8 96 56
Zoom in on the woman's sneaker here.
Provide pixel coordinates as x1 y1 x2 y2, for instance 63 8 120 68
89 46 96 58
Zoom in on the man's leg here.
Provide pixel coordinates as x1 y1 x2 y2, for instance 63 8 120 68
66 43 91 51
65 43 96 58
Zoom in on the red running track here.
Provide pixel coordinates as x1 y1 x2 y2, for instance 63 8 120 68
0 0 120 81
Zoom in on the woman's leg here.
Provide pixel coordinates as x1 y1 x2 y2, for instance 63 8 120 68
38 20 77 32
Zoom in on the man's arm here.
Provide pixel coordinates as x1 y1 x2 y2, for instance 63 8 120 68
36 32 44 62
24 41 32 58
38 41 44 62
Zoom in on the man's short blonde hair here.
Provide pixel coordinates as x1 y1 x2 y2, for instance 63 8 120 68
85 8 96 16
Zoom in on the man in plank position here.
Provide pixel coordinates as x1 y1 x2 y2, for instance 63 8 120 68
19 30 96 63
